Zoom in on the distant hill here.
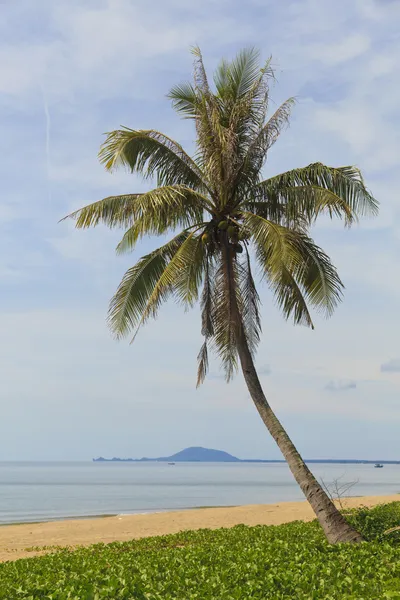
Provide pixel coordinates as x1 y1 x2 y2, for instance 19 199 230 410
93 447 240 463
158 447 240 462
92 447 400 464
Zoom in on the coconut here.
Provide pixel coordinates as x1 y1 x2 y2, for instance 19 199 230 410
227 225 237 238
218 220 228 230
201 233 209 244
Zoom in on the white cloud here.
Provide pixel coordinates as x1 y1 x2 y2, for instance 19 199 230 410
381 359 400 373
369 54 397 78
0 44 49 96
325 380 357 392
315 105 373 154
356 0 400 22
1 0 252 106
310 34 370 66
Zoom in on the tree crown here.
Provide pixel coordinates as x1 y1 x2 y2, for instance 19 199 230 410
66 48 378 385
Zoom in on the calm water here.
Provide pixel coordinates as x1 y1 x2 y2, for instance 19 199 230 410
0 462 398 524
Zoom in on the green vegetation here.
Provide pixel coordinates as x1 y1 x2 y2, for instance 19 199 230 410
1 503 399 599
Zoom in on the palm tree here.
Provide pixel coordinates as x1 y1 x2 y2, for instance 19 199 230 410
66 48 378 543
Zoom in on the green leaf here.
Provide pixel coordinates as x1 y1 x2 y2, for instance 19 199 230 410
113 185 208 254
255 162 379 226
99 128 207 190
107 231 190 338
64 194 141 229
243 211 343 322
168 82 199 119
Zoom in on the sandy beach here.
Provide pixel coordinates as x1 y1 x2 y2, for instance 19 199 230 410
0 494 398 562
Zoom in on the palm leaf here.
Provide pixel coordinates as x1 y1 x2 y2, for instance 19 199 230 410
200 258 215 338
168 83 199 119
271 266 315 328
114 185 209 254
234 98 295 197
243 211 310 273
213 58 230 98
209 250 239 381
243 98 295 168
191 46 213 97
247 212 343 320
196 340 209 388
196 259 215 387
256 240 314 328
190 47 229 193
255 163 378 224
237 247 262 354
64 194 141 229
173 233 206 307
226 47 262 99
137 230 206 332
99 128 208 191
108 231 190 339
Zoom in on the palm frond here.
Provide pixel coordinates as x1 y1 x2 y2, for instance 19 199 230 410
196 259 215 387
99 128 207 190
244 98 295 169
271 266 315 328
256 240 314 328
243 211 309 273
227 47 261 99
173 233 206 307
218 54 273 129
189 48 230 195
243 199 310 232
191 46 212 97
209 250 239 381
108 231 190 339
200 259 215 337
233 98 295 198
114 185 209 254
237 247 262 355
196 340 209 388
213 58 230 98
296 237 344 317
255 163 378 225
64 194 140 229
168 82 199 119
136 230 205 332
246 211 343 321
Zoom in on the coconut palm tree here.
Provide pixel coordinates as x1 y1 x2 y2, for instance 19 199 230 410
66 48 378 543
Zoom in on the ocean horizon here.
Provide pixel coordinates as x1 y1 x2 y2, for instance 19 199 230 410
0 461 398 525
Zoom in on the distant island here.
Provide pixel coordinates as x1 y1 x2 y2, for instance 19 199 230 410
93 446 400 464
93 447 245 463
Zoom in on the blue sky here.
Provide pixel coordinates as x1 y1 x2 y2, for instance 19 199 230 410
1 0 400 461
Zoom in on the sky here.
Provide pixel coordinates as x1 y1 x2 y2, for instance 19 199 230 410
1 0 400 461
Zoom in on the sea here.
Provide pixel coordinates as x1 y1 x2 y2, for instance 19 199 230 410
0 461 398 524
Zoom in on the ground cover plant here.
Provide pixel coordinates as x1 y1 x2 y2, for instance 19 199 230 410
1 502 399 599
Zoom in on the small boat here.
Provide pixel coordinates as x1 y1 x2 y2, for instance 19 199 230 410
168 462 175 465
374 463 384 468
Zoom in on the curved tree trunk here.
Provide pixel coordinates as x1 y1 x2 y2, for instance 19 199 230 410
221 243 363 544
236 324 363 544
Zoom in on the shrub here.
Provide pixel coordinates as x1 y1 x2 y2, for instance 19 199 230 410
0 502 399 599
346 501 400 543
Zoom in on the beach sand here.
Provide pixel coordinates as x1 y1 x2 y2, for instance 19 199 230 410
0 494 398 562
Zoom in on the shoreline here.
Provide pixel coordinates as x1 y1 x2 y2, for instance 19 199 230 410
0 506 240 528
0 494 398 562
